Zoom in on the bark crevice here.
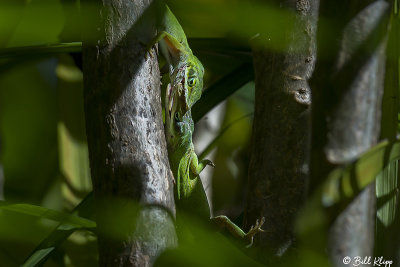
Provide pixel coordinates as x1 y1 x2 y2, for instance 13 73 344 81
82 0 177 265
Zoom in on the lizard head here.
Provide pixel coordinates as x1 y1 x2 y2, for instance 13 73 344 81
184 54 204 109
162 36 205 112
169 53 204 113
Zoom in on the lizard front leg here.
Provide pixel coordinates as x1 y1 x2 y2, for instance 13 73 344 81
189 149 215 177
145 31 186 59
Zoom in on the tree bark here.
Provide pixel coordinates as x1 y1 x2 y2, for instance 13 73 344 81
81 0 177 266
244 0 318 260
310 1 389 266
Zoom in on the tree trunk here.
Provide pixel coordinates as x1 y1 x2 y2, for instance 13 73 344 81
244 0 318 260
310 1 389 266
81 0 177 266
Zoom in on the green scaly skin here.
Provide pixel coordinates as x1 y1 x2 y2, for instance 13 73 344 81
151 2 266 247
147 3 204 112
165 74 265 247
165 79 213 201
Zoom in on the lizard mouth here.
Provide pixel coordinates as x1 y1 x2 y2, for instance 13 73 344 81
167 82 183 123
167 69 189 121
179 75 189 112
168 83 174 118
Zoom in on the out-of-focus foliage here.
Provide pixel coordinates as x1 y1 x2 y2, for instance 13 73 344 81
209 89 253 215
297 140 400 239
375 0 400 260
376 161 398 228
0 0 399 266
0 201 95 229
166 0 294 50
0 1 92 264
22 193 95 266
56 55 91 208
155 210 264 267
0 0 63 48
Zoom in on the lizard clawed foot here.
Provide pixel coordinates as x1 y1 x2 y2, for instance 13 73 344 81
144 47 155 60
245 217 266 248
203 159 215 168
139 40 154 60
199 159 215 168
170 169 176 185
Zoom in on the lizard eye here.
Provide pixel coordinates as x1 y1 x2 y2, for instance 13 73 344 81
187 77 196 87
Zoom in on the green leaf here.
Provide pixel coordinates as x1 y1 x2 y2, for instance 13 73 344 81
190 38 252 62
375 1 400 257
192 63 254 123
166 0 294 51
297 139 400 237
322 140 400 207
155 211 264 267
0 201 95 229
199 113 253 160
380 1 400 140
376 160 398 228
22 193 95 267
0 42 81 59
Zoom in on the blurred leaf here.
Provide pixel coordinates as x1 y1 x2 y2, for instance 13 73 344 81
56 61 83 82
190 38 252 93
22 192 94 267
380 1 400 140
285 247 332 267
166 0 293 51
190 38 252 63
193 63 254 123
0 42 81 59
199 113 253 161
232 81 255 113
62 230 98 267
59 0 82 43
375 0 400 258
322 140 400 207
0 247 18 267
155 211 264 267
297 139 400 238
0 210 57 265
0 201 95 229
0 0 27 48
5 0 64 47
210 98 253 214
0 59 58 203
56 55 91 207
0 38 250 61
376 160 398 228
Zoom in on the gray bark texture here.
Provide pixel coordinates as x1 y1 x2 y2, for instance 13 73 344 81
244 0 318 259
81 0 177 266
310 1 389 266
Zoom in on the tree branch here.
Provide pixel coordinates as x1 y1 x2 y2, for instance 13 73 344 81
81 0 177 265
244 0 318 260
310 1 390 265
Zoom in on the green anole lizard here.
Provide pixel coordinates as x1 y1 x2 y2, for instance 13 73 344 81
165 74 265 247
148 2 265 246
147 3 204 112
